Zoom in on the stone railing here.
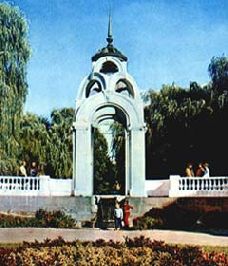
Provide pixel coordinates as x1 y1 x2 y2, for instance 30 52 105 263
169 175 228 197
0 176 73 196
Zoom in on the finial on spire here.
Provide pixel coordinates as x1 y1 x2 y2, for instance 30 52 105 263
106 13 113 46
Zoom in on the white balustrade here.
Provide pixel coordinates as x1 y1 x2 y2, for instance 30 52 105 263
169 175 228 197
0 176 73 196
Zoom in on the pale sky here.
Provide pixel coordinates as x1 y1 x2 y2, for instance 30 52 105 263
5 0 228 117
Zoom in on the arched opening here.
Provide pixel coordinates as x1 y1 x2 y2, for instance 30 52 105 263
100 61 118 74
92 106 126 195
86 80 102 98
115 79 134 97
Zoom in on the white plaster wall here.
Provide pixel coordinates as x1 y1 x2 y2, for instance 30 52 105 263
49 179 73 196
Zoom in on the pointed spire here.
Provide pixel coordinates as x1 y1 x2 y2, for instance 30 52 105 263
106 13 113 46
91 7 128 62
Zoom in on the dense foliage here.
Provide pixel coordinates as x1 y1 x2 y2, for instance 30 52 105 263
0 209 76 228
0 2 30 174
93 128 116 194
18 108 74 178
111 121 126 194
93 121 126 194
208 55 228 94
145 79 228 178
0 236 227 265
133 204 228 231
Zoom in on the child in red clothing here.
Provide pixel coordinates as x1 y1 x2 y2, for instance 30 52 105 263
123 200 133 228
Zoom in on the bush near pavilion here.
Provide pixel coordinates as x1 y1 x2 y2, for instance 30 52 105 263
133 203 228 230
0 209 76 228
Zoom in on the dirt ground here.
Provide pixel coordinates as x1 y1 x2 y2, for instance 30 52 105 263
0 228 227 246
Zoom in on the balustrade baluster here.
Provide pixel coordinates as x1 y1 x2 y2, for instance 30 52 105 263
179 179 182 190
219 179 222 190
32 178 35 190
5 178 8 190
204 179 207 190
17 178 19 191
30 178 33 190
192 179 195 190
212 179 214 190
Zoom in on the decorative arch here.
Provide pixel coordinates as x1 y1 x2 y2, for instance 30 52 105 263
93 57 125 74
77 73 106 100
115 79 134 98
73 90 146 197
75 92 142 129
85 80 102 98
100 61 118 74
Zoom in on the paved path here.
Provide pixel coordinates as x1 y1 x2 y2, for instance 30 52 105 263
0 228 227 246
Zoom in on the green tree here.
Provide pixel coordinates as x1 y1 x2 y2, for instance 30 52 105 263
208 55 228 93
0 3 30 174
93 128 115 194
110 121 125 193
18 108 74 178
145 83 213 178
46 108 75 178
19 113 49 174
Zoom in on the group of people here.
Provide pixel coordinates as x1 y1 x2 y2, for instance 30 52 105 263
114 199 133 230
185 162 210 177
19 160 39 177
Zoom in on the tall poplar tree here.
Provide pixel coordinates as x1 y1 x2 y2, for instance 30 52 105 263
0 3 30 174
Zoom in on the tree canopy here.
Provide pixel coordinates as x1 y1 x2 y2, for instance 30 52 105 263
208 55 228 94
145 66 228 178
0 2 31 174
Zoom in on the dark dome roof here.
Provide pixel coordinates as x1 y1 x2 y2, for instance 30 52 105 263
91 15 127 62
92 44 128 62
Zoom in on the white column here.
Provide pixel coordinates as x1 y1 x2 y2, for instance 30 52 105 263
129 128 146 196
74 124 93 196
72 123 76 193
125 130 130 195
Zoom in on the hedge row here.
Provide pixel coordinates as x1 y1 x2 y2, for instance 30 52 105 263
0 209 76 228
133 205 228 230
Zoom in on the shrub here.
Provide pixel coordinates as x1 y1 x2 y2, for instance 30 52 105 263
35 209 76 228
0 209 76 228
133 216 164 230
200 211 228 229
132 204 228 230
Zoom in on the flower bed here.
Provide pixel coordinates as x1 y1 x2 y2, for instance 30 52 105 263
0 236 227 265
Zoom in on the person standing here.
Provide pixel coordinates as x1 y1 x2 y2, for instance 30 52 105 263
185 162 194 177
113 180 121 195
30 161 38 177
202 162 210 177
19 161 27 177
114 203 123 230
196 163 205 177
123 200 133 229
